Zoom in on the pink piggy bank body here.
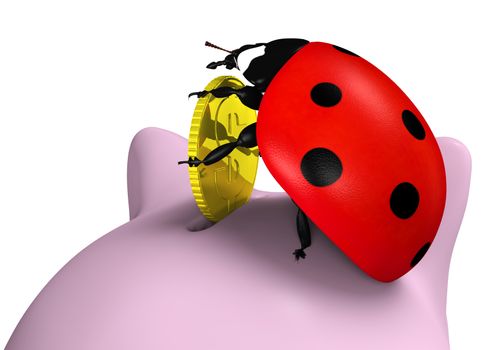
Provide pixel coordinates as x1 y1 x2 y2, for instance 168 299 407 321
5 128 471 350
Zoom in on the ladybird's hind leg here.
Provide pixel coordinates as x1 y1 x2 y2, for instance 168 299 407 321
188 86 262 111
293 205 312 260
178 123 257 167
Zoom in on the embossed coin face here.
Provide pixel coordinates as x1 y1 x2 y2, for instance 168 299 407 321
187 76 259 222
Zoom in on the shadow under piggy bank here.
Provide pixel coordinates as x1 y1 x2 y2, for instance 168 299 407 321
6 128 471 350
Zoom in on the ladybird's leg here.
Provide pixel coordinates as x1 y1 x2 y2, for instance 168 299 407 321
178 123 257 167
205 42 266 70
293 206 312 260
188 86 262 110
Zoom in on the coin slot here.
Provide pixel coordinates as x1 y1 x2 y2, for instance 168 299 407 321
186 215 215 232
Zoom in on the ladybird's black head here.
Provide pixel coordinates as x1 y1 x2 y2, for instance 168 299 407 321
205 39 309 92
243 38 309 92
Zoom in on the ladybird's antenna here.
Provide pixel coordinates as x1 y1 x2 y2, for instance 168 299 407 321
205 41 233 53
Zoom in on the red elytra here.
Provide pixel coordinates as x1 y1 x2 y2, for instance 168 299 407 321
256 42 446 282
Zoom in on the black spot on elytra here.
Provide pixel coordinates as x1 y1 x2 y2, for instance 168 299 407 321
311 83 342 107
390 182 419 219
402 110 426 140
411 242 431 268
301 148 342 187
332 45 359 57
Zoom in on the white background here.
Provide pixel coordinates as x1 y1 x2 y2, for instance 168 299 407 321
0 0 487 348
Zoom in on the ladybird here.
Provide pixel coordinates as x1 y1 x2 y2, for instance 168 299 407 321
179 39 446 282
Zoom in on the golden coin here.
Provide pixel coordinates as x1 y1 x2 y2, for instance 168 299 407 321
186 76 259 222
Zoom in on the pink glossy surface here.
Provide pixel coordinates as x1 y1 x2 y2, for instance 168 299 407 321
6 128 471 350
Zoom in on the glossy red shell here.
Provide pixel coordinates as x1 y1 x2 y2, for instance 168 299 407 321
256 42 446 282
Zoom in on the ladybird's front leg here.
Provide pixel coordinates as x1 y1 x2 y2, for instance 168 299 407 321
188 86 263 110
205 42 266 70
178 123 257 167
293 205 312 260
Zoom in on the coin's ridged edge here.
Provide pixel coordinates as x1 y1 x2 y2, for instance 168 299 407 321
187 77 235 222
187 76 255 223
188 168 214 221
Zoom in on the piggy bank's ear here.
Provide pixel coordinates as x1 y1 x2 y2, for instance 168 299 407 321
405 137 471 312
127 128 195 219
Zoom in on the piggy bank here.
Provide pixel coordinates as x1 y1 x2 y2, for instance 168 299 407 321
5 128 471 350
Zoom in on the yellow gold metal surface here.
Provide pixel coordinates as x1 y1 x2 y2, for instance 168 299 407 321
187 76 259 222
